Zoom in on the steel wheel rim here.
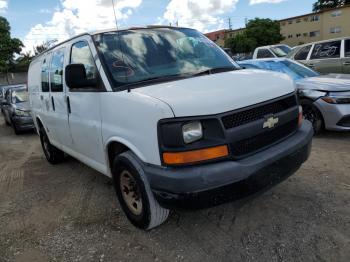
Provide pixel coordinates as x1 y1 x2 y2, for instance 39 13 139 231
120 170 143 216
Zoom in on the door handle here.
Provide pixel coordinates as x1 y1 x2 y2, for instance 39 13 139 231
67 96 71 114
344 62 350 66
51 96 55 111
308 64 315 67
40 95 44 101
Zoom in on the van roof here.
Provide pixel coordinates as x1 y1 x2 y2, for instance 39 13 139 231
32 26 192 61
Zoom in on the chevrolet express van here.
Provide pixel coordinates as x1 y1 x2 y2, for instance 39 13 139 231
28 27 313 230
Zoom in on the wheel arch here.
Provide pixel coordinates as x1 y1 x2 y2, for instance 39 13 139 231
35 115 45 135
105 137 147 177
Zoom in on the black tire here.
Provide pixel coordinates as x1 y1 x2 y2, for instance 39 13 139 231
112 151 169 230
39 127 65 164
301 99 324 135
12 120 21 135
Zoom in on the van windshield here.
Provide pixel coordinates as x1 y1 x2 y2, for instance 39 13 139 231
94 28 238 90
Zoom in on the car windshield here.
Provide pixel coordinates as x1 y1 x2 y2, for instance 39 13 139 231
94 28 238 90
12 89 29 103
270 45 292 57
241 60 319 81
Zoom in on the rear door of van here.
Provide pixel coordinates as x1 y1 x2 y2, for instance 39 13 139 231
65 37 106 172
308 40 343 74
342 39 350 74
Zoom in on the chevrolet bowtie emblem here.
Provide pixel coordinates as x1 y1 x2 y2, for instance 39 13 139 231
263 116 279 129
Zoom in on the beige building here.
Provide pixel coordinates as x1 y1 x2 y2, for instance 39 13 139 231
205 5 350 48
280 5 350 46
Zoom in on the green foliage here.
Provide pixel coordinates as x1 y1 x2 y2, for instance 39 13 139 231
225 33 256 54
0 16 23 73
225 18 284 54
34 39 57 55
313 0 350 12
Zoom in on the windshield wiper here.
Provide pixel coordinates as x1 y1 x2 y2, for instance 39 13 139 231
193 67 238 76
119 73 190 91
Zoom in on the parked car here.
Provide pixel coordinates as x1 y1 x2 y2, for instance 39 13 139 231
0 84 25 113
238 58 350 134
28 26 313 230
252 44 292 59
2 86 34 134
288 37 350 74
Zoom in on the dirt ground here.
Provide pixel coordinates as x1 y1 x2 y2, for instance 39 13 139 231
0 114 349 262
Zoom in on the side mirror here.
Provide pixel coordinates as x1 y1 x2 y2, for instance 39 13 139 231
65 64 97 89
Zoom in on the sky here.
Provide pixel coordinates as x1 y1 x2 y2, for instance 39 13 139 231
0 0 315 53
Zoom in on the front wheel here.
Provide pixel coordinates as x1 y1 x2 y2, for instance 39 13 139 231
39 127 65 164
112 151 169 230
301 100 324 135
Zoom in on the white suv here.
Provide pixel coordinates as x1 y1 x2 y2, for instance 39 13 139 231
28 27 313 230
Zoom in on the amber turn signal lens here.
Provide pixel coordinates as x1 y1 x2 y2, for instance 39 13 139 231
163 145 229 165
298 106 303 128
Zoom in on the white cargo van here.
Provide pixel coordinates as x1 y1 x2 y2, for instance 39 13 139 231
28 26 313 230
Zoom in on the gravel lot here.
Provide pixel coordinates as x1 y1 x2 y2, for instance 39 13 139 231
0 114 349 262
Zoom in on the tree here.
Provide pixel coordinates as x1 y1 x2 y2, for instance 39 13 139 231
313 0 350 12
225 18 284 54
14 52 33 72
33 39 57 55
245 18 284 48
0 16 23 75
225 33 256 54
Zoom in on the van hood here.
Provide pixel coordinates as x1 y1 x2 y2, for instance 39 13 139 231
296 74 350 92
133 70 295 117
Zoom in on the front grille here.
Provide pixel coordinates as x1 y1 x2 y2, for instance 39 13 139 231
222 95 297 129
231 118 298 157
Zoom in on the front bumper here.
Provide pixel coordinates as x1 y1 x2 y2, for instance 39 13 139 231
314 99 350 131
12 116 35 130
143 121 313 209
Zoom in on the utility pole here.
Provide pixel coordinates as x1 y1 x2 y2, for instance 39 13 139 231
228 18 232 30
244 17 248 26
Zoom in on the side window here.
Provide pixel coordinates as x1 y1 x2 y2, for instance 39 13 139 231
257 49 274 59
5 90 10 102
70 41 98 81
294 45 312 60
50 50 65 92
41 57 50 92
345 40 350 57
310 41 341 60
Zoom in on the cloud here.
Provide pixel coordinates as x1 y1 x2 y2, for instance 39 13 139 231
160 0 239 33
23 0 142 53
0 0 8 13
249 0 285 5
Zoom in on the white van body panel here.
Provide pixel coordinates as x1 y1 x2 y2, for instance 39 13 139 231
134 70 295 117
101 91 174 168
28 57 43 132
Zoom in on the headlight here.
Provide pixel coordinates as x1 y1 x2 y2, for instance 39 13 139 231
15 109 30 117
182 121 203 144
321 96 350 104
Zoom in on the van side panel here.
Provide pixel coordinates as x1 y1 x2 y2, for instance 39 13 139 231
28 57 44 132
100 91 174 167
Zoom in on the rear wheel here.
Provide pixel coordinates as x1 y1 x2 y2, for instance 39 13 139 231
112 151 169 230
39 127 65 164
301 99 324 135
